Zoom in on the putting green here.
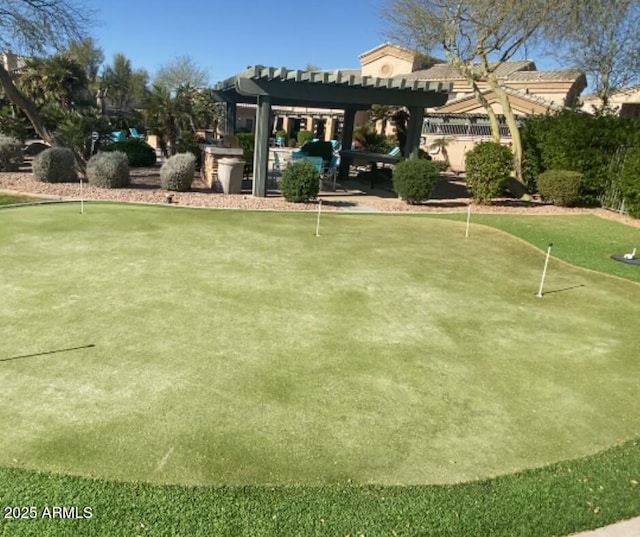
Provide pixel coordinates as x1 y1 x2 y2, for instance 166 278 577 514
0 204 639 486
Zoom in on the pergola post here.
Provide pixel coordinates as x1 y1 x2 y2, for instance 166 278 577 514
338 107 357 181
253 95 271 197
404 106 425 158
225 102 237 134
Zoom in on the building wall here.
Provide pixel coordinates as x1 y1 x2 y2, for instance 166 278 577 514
361 55 414 78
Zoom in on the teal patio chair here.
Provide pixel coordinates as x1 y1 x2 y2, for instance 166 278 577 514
129 128 145 140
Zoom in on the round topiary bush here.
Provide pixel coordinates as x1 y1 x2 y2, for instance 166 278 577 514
392 158 439 204
536 169 583 207
280 160 319 202
103 139 156 167
32 147 77 183
86 151 130 188
0 134 24 172
160 152 196 191
464 142 514 204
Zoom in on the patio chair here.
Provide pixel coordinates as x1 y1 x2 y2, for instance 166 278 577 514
129 128 145 140
110 130 127 143
321 153 341 191
268 152 283 189
388 146 401 157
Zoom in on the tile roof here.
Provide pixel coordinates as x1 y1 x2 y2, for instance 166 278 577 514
437 86 565 112
399 60 536 81
507 69 584 82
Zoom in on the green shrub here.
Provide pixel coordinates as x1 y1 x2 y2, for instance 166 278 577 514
32 147 77 183
617 147 640 218
176 132 202 170
86 151 130 189
297 130 314 147
103 139 156 167
0 134 23 172
465 142 513 203
160 153 196 191
392 158 439 204
520 110 639 203
275 130 287 140
0 113 28 142
287 138 297 148
300 140 333 162
433 160 449 173
536 169 583 207
280 160 319 202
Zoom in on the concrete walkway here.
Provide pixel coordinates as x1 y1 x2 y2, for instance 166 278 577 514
567 517 640 537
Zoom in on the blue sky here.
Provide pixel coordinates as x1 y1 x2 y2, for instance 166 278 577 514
90 0 559 85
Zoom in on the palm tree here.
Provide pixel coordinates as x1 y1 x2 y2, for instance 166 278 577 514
143 84 180 157
17 55 88 110
429 137 453 168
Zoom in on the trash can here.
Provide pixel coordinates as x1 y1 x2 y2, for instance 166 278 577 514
217 157 245 194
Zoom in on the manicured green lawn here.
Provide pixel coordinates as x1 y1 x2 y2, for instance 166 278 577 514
0 204 638 536
0 193 42 206
432 212 640 283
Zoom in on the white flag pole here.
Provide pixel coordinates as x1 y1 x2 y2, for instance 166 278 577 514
315 199 322 237
80 178 84 214
465 203 471 238
537 243 553 298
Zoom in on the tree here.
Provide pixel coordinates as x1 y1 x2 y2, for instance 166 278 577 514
65 37 104 91
102 53 149 112
0 0 93 148
382 0 558 183
550 0 640 114
17 54 88 110
154 55 209 94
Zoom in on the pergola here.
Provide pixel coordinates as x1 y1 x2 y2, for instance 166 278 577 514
211 66 452 197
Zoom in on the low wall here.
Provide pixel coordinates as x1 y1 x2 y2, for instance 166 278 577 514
202 146 244 190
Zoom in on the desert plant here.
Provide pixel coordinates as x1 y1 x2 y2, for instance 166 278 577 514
86 151 130 188
536 169 583 207
465 142 513 203
160 152 196 191
297 130 314 147
32 147 77 183
392 158 439 204
280 160 319 202
103 138 156 167
0 134 24 172
353 123 392 153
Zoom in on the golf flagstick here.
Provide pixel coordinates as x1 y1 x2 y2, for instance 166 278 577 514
465 203 471 238
315 199 322 237
80 178 84 214
537 243 553 297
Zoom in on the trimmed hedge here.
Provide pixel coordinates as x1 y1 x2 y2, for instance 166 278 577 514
297 130 314 147
280 160 319 202
392 158 439 204
32 147 77 183
87 151 130 189
103 139 156 167
465 142 513 204
160 153 196 191
537 169 583 207
0 134 23 172
617 147 640 218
